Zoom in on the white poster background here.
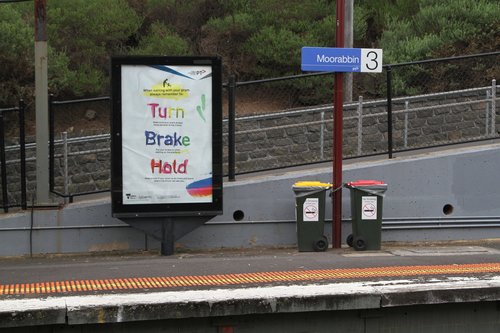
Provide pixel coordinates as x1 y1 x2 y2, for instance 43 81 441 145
303 198 319 222
121 65 213 204
361 196 377 220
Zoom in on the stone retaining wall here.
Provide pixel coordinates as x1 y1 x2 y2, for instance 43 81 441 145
1 86 498 206
228 86 499 173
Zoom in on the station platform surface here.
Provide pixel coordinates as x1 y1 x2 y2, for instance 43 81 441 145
1 239 500 328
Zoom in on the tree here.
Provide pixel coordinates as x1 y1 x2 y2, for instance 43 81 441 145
0 4 33 106
1 0 498 104
380 0 500 63
130 21 190 56
356 0 420 43
48 0 142 97
379 0 500 95
200 0 337 79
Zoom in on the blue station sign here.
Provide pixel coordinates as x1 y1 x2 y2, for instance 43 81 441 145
301 47 383 73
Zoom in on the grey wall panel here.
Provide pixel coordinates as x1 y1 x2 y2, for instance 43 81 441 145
1 143 500 255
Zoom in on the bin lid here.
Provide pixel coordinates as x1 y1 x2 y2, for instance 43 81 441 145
293 181 332 189
346 180 386 187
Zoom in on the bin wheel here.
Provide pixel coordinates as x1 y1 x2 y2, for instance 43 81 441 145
353 237 366 251
346 234 354 247
313 236 328 252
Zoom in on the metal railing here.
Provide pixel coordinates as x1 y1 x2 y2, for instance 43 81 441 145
0 52 498 207
0 100 27 212
49 96 111 202
223 81 498 175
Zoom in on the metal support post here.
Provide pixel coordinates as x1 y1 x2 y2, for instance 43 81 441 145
320 111 325 160
357 96 363 155
63 132 69 204
386 66 394 158
0 111 8 213
332 0 345 249
404 100 409 148
49 94 54 191
19 100 27 210
491 79 496 136
486 91 490 136
228 75 236 181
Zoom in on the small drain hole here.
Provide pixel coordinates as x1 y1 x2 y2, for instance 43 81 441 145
233 210 245 221
443 204 454 215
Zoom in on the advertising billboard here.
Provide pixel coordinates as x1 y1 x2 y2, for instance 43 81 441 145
111 56 223 217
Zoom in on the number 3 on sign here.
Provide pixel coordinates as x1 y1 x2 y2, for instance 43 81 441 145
361 49 383 73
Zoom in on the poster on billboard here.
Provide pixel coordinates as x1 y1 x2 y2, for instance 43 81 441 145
110 56 223 217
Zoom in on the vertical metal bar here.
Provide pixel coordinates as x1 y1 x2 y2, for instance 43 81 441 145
404 100 409 148
333 80 343 249
19 100 27 210
320 111 325 160
0 112 8 213
357 96 363 155
228 75 236 181
63 131 73 204
491 79 496 136
63 131 69 203
49 94 54 191
485 91 490 136
333 0 345 249
386 66 394 158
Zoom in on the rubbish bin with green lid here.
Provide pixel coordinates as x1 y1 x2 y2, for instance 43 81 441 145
292 181 332 252
345 180 388 251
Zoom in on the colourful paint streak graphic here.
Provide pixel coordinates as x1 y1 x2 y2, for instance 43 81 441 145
196 94 207 122
186 177 212 197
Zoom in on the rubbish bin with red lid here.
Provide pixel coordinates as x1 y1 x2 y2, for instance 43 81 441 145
345 180 388 251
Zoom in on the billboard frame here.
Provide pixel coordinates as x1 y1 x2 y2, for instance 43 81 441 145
110 56 223 218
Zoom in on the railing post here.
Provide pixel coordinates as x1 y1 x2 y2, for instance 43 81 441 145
492 79 496 136
486 90 491 136
357 96 363 155
404 100 409 148
320 111 325 160
386 66 394 158
228 75 236 181
19 100 27 210
49 94 54 191
0 111 8 213
63 131 69 204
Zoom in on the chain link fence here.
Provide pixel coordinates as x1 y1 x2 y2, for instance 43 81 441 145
227 52 499 175
0 52 498 207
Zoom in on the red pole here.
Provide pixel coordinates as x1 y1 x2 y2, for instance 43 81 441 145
333 0 345 249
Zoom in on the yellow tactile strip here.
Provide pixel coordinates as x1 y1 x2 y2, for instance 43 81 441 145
1 263 499 296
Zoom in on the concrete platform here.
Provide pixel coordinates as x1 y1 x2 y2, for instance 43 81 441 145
1 240 500 331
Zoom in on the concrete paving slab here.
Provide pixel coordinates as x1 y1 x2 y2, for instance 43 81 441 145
1 240 500 328
390 246 500 256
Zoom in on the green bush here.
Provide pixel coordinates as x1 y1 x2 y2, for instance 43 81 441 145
380 0 499 95
0 4 33 106
381 0 499 63
0 0 497 104
130 22 190 56
48 0 142 97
